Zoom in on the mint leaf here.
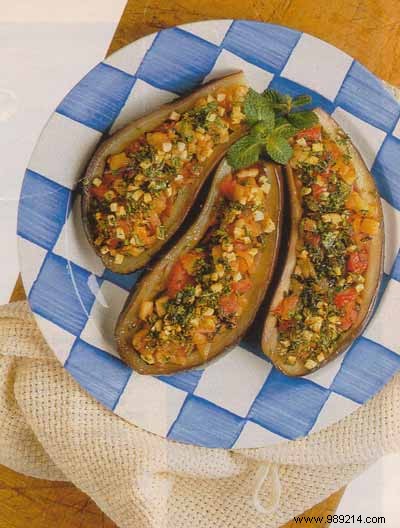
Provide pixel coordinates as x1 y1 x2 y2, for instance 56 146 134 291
250 120 275 139
287 110 318 130
227 135 263 169
263 89 293 114
262 89 287 106
292 94 312 108
273 117 299 139
266 134 293 164
244 88 275 126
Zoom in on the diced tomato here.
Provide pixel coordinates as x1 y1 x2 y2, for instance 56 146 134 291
233 241 246 251
334 288 357 309
180 251 203 275
167 261 192 297
89 184 108 199
232 278 252 294
304 232 321 248
347 250 368 274
340 302 358 331
220 292 239 315
157 121 176 132
147 212 161 235
220 175 236 200
102 172 117 186
311 183 325 200
160 197 173 221
108 238 119 249
296 126 322 141
182 161 196 180
278 319 295 332
274 295 299 320
118 219 131 234
127 138 145 154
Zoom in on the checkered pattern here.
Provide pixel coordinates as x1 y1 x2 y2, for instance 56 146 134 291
17 20 400 448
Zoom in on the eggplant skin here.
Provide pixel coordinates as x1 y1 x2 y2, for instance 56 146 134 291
262 108 384 377
115 159 283 375
81 72 248 274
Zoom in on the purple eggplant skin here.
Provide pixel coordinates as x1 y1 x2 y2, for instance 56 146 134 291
115 158 284 375
262 108 384 377
81 72 248 274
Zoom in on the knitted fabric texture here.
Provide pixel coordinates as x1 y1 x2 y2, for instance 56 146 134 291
0 301 399 528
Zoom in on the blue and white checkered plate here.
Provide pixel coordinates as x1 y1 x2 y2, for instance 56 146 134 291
17 20 400 448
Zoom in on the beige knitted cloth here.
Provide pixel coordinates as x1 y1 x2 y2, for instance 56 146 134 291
0 300 399 527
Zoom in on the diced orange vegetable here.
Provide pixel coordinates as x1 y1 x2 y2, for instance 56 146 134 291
112 177 126 195
233 183 247 202
146 131 169 148
193 332 208 347
346 191 366 212
352 215 362 234
336 160 356 184
197 316 216 333
211 245 223 261
132 328 149 352
237 256 249 274
108 152 129 171
236 250 255 273
274 295 299 320
360 218 379 235
324 140 341 161
152 194 168 215
135 225 156 246
243 216 262 237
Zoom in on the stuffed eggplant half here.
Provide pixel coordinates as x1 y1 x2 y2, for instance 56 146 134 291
262 108 384 376
116 159 283 374
82 72 249 273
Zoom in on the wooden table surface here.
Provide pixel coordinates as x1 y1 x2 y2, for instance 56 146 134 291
1 1 399 526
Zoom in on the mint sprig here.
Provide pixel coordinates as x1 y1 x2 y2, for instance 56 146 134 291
266 133 294 164
227 88 318 169
244 88 275 126
227 135 262 168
